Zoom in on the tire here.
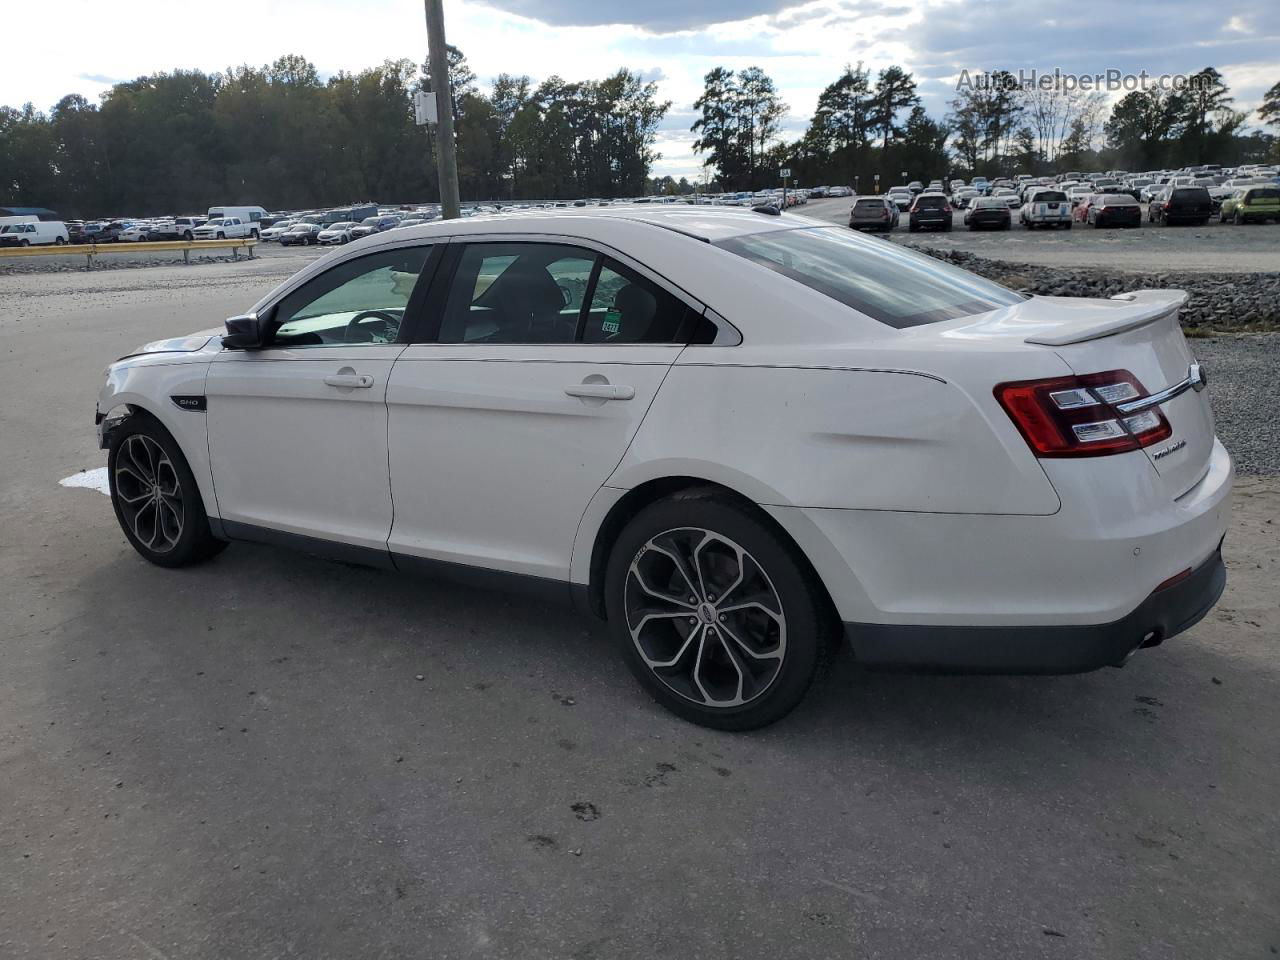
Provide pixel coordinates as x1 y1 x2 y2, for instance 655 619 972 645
216 232 225 240
1233 212 1243 226
19 239 29 247
1063 222 1071 230
604 490 836 730
54 237 65 245
908 222 918 233
249 229 259 239
183 231 193 241
107 413 227 568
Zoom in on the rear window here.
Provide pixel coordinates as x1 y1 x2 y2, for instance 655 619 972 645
1101 195 1137 205
1032 191 1067 203
854 200 884 211
914 195 948 209
1171 188 1211 202
715 227 1024 329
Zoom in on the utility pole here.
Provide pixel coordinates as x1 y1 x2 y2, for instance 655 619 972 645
424 0 461 220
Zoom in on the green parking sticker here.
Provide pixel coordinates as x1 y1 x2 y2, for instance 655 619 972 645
602 308 621 334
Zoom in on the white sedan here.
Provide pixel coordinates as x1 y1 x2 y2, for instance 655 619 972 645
95 208 1232 729
317 222 357 245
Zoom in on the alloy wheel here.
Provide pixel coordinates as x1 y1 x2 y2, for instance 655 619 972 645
114 434 184 554
624 527 787 708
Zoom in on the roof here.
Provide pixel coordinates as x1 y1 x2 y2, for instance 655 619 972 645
394 206 821 245
0 207 58 218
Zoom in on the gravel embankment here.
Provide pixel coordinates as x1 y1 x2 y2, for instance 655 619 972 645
1186 335 1280 476
913 246 1280 332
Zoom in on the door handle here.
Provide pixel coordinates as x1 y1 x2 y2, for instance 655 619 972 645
324 373 374 389
565 383 635 401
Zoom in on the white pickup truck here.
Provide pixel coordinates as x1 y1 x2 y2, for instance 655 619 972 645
192 217 253 241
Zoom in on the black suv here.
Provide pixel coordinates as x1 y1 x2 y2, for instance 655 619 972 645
908 194 953 232
1149 187 1213 226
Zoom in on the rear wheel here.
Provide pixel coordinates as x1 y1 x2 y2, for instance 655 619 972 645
108 414 227 568
605 491 835 730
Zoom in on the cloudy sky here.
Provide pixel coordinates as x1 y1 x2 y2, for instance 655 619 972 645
5 0 1277 179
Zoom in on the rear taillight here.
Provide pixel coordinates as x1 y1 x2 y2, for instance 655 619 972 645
994 369 1172 458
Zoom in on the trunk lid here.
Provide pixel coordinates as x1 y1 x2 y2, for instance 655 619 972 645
952 291 1215 499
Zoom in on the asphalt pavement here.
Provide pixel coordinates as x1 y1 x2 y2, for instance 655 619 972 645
1 253 1278 960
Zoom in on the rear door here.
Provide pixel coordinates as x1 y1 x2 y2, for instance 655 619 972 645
386 239 702 581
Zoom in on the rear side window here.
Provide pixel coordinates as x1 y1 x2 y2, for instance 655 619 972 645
716 227 1023 329
584 258 696 344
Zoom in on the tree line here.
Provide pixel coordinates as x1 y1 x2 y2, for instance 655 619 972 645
689 65 1279 192
2 51 1278 218
0 49 669 218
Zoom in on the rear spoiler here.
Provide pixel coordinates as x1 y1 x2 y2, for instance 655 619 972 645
1024 290 1189 346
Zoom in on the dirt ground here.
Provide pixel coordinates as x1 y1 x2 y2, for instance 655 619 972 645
1 251 1277 960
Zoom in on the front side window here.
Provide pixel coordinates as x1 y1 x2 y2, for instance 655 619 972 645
437 243 702 345
716 226 1023 329
439 243 592 344
269 246 432 347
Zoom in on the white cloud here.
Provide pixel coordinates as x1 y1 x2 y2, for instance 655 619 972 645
2 0 1276 183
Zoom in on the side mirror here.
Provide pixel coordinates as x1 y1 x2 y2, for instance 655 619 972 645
221 312 263 350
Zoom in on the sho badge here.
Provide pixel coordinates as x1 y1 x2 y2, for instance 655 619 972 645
1152 439 1187 460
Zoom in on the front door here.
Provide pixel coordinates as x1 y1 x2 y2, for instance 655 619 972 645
387 241 702 581
206 245 435 553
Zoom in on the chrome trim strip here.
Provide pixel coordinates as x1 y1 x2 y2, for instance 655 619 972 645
1115 362 1206 414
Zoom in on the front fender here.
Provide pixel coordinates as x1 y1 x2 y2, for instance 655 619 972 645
98 358 219 520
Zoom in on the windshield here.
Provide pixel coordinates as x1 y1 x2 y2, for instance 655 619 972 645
715 227 1023 329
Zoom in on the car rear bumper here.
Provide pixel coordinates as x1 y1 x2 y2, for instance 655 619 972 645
766 438 1232 664
842 543 1225 673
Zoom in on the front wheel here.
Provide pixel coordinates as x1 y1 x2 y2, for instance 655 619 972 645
605 491 835 730
216 232 225 240
108 415 227 568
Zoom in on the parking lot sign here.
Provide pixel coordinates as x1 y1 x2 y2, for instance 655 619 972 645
780 167 791 179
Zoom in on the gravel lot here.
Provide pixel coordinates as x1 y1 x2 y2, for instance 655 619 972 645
2 251 1278 960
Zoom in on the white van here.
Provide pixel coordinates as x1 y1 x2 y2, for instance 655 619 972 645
0 214 39 231
0 221 70 246
206 206 266 237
